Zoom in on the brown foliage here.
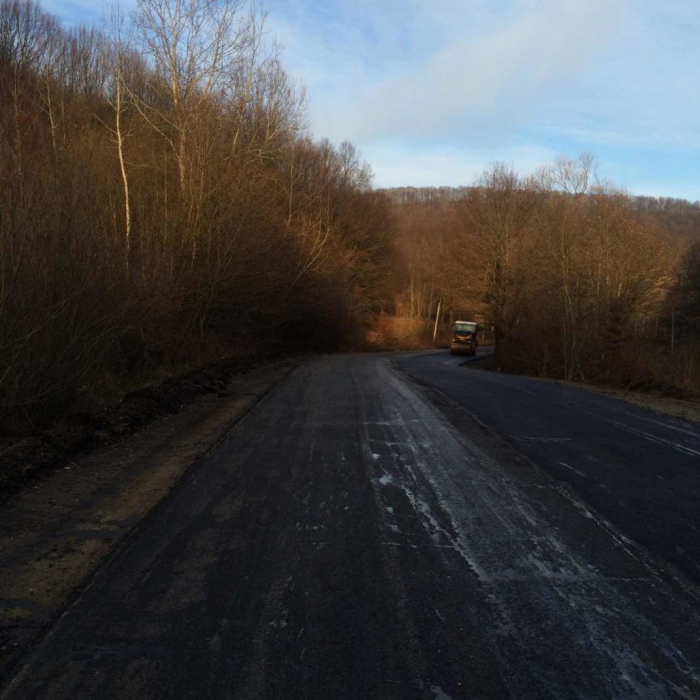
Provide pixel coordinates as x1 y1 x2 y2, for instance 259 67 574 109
384 156 688 389
0 0 391 433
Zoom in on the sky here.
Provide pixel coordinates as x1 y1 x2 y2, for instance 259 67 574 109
44 0 700 200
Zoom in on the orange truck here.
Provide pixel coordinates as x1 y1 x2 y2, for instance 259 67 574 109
449 320 479 355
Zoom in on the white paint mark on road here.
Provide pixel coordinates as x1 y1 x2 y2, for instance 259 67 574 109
574 405 700 457
559 462 586 478
362 419 423 426
566 394 700 440
620 424 700 457
549 484 661 578
431 684 453 700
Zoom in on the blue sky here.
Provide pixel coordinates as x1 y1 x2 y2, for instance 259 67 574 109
44 0 699 200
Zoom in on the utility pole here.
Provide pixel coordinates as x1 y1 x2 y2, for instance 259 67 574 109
432 299 442 346
427 282 434 321
671 306 676 361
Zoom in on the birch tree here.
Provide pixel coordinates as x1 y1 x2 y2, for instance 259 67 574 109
131 0 256 197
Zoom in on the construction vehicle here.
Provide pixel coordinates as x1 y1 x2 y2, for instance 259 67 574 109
450 320 479 355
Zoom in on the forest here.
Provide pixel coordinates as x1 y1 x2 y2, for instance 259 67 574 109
0 0 392 433
1 0 700 436
384 161 700 392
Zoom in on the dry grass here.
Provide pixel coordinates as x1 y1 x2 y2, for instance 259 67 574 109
365 314 452 351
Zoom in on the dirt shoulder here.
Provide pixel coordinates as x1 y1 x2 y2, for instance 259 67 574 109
0 355 295 493
542 379 700 424
0 357 300 682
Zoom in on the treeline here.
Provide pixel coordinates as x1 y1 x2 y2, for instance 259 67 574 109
384 187 700 242
383 187 472 206
635 197 700 244
2 0 697 433
386 155 700 392
0 0 391 433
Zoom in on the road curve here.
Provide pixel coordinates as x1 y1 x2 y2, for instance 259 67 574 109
2 352 700 699
396 350 700 583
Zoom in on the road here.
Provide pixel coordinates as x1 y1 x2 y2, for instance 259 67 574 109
3 351 700 699
397 349 700 583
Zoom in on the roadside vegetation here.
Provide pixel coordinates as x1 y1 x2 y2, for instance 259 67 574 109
0 0 391 433
384 158 700 393
2 0 699 441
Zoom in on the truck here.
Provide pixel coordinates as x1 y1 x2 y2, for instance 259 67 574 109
449 320 479 355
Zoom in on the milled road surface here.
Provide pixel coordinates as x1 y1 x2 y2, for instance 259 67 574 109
3 352 700 699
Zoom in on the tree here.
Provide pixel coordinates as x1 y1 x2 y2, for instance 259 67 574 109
130 0 256 196
463 163 526 363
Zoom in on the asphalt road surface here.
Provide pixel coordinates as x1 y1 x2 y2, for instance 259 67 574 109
398 349 700 584
3 351 700 699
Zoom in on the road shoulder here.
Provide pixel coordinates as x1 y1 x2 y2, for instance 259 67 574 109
536 377 700 424
463 357 700 425
0 358 298 683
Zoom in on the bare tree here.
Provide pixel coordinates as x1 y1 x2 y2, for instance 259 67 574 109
104 4 141 269
464 163 526 363
130 0 256 195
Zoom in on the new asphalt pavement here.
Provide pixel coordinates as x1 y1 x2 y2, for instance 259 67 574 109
3 351 700 699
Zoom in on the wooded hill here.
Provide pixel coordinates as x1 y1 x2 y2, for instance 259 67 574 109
0 0 392 433
384 187 700 243
382 159 700 393
1 0 698 438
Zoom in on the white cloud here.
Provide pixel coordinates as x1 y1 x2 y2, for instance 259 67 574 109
305 0 628 143
41 0 700 197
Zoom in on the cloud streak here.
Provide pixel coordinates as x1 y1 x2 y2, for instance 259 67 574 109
38 0 700 198
309 0 627 142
